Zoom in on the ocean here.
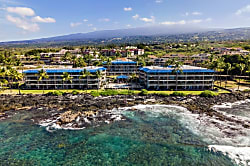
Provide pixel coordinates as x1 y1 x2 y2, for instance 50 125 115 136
0 100 249 166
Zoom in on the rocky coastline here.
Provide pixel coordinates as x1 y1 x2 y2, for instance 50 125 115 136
0 92 249 130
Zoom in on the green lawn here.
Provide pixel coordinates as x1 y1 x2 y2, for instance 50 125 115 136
0 89 229 95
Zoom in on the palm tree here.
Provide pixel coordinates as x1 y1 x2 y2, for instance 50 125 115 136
209 59 221 87
172 61 183 91
95 70 103 91
70 55 78 68
164 58 175 67
80 69 92 91
37 69 49 94
85 54 93 66
224 63 232 88
130 72 137 89
217 58 225 87
12 71 23 95
237 63 246 91
61 52 71 62
106 58 112 75
246 55 250 80
61 72 73 91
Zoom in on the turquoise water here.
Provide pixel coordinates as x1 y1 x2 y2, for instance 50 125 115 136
0 107 235 166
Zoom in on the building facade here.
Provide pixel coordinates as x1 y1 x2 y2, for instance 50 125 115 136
103 60 138 76
139 65 215 90
24 67 106 90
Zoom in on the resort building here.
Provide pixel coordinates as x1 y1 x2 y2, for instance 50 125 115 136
103 60 138 76
139 65 215 90
23 67 106 90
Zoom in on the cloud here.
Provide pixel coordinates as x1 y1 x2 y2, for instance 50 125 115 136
6 15 39 31
155 0 163 3
183 11 202 16
70 22 82 27
83 19 88 22
126 24 131 27
160 18 212 25
192 12 202 15
132 14 139 20
190 19 202 23
32 16 56 23
236 5 250 15
5 6 56 32
140 16 155 23
160 20 186 25
205 18 212 22
99 18 110 22
93 27 97 31
124 7 132 11
0 0 22 5
184 12 189 16
6 7 35 17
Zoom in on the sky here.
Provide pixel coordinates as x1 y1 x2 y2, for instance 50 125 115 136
1 0 250 41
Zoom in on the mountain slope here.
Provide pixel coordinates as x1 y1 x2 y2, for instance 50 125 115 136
1 26 250 47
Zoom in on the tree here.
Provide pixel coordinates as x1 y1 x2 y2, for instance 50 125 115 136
12 71 23 95
95 70 103 91
80 69 92 91
172 61 183 91
71 55 78 68
37 69 49 94
61 72 73 91
106 58 112 74
217 57 225 87
237 63 245 91
224 63 232 88
164 58 176 67
61 52 71 62
130 72 137 89
85 54 93 66
75 57 87 67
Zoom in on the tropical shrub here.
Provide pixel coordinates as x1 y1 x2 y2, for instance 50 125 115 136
72 90 79 95
200 90 216 97
171 91 186 96
47 90 65 96
90 91 100 97
140 89 148 96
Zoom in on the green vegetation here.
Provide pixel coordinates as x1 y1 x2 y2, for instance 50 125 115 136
140 89 148 96
47 90 65 96
200 90 217 97
171 91 186 97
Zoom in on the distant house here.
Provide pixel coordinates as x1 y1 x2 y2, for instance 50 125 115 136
101 48 144 57
162 54 188 61
139 65 215 90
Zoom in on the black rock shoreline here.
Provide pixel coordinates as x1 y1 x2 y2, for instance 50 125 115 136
0 92 249 130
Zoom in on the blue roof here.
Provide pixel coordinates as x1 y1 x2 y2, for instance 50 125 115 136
140 67 215 73
23 67 106 74
103 60 137 65
116 75 129 79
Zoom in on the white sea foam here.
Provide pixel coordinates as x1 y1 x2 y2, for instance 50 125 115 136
208 145 250 166
121 104 250 166
212 99 250 109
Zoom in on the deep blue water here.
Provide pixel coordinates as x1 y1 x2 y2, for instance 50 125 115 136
0 106 236 166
